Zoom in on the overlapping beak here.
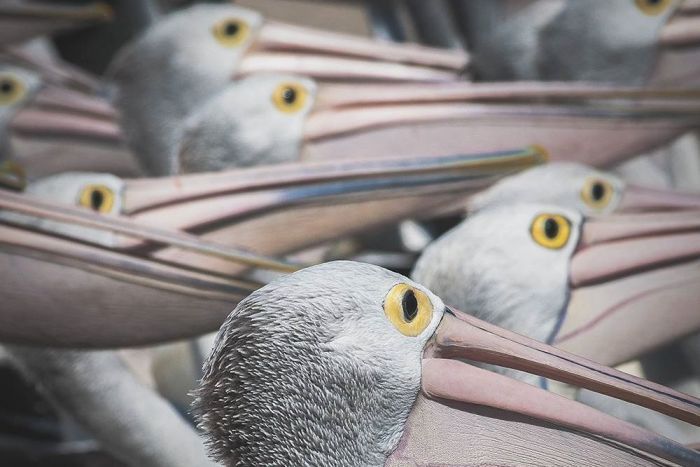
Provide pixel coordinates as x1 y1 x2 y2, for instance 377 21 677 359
415 307 700 466
661 1 700 48
120 147 543 273
0 1 112 45
553 210 700 366
10 84 121 144
651 1 700 85
299 81 700 167
236 20 468 82
0 148 540 345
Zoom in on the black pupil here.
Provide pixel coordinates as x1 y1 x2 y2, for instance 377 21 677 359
0 80 13 94
591 182 606 201
224 22 239 36
402 290 418 322
647 0 661 4
90 190 104 210
544 218 559 239
282 87 297 105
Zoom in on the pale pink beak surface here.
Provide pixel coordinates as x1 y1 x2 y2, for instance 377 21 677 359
238 20 468 82
409 307 700 466
557 210 700 365
619 184 700 212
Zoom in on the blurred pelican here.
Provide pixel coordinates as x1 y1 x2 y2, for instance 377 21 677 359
0 63 138 177
107 3 467 175
470 162 700 215
455 0 700 85
194 261 700 465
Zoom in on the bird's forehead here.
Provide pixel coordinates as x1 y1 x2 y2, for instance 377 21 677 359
278 261 420 306
163 4 264 38
233 74 317 99
473 203 583 236
28 172 124 205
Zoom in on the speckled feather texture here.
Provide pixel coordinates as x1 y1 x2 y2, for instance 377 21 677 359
193 261 443 466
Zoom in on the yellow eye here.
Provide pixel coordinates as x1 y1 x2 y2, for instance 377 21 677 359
78 184 115 213
383 283 433 337
634 0 673 16
530 214 571 250
581 178 614 210
212 18 250 47
272 83 309 113
0 75 25 106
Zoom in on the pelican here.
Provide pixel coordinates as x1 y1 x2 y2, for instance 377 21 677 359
178 75 700 173
0 146 541 347
193 261 700 465
106 3 467 175
413 203 700 368
0 1 112 46
0 63 138 177
469 162 700 215
455 0 700 85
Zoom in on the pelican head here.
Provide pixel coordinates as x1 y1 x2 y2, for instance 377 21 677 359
195 261 700 465
2 172 124 245
107 4 465 175
413 203 700 366
0 63 127 177
470 162 700 215
179 75 316 171
0 65 42 157
195 261 440 465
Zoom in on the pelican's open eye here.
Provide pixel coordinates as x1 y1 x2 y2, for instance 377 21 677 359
212 18 250 47
78 184 115 213
272 83 309 113
0 75 25 106
634 0 673 16
581 177 614 210
384 283 433 337
530 213 571 250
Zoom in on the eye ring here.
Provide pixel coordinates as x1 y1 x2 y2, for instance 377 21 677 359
0 75 26 106
383 283 433 337
530 214 572 250
634 0 673 16
212 18 250 47
581 177 614 211
272 83 309 113
78 184 115 213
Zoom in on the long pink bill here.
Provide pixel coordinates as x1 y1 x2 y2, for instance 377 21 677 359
419 308 700 466
301 82 700 167
557 210 700 366
236 20 468 82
